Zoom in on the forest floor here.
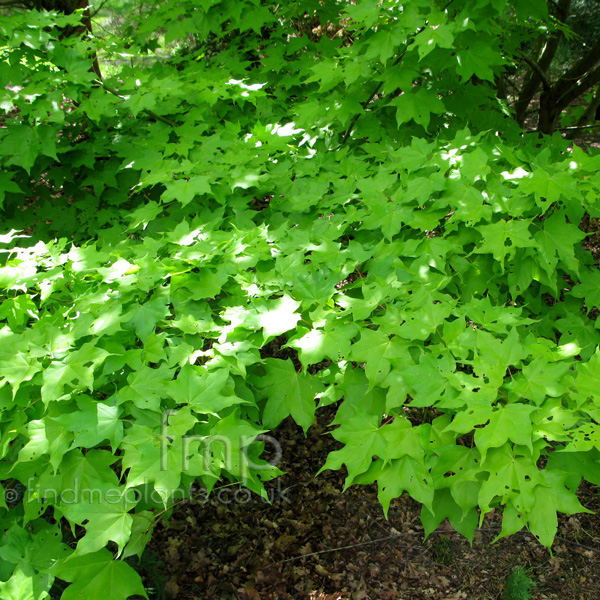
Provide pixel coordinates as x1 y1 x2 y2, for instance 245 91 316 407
145 406 600 600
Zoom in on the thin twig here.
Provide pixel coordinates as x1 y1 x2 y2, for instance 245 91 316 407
524 123 600 133
95 80 179 127
268 525 600 567
270 527 474 566
340 79 384 144
557 123 600 131
555 536 600 553
340 49 407 145
90 0 111 18
269 534 410 566
339 2 455 145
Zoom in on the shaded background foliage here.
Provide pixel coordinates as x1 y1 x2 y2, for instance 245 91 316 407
1 1 600 599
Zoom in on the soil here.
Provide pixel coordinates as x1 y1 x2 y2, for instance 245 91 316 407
144 409 600 600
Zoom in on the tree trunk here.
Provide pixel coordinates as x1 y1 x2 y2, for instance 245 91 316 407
537 88 560 134
1 0 101 77
50 0 101 78
538 63 600 134
514 0 571 126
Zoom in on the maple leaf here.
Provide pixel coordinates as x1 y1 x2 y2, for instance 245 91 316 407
161 176 212 206
474 403 536 463
318 413 387 487
165 365 248 415
474 219 535 266
393 89 445 128
50 549 147 600
61 486 134 556
255 358 324 433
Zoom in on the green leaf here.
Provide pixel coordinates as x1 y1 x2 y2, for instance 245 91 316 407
393 89 445 128
318 414 386 487
288 323 357 367
0 564 52 600
251 296 302 339
414 23 454 60
41 362 94 404
256 358 324 433
456 41 499 81
172 268 229 301
344 0 381 28
128 293 170 342
166 365 247 415
381 67 418 95
474 219 535 266
508 358 570 405
569 269 600 308
478 446 544 514
61 486 135 556
122 441 182 502
118 364 173 412
520 169 581 212
53 396 123 450
291 268 339 303
51 549 147 600
534 211 586 276
377 456 434 515
0 173 24 209
59 449 120 492
527 485 558 547
0 125 40 173
421 488 478 541
306 60 345 92
350 328 408 388
121 511 155 560
161 176 212 206
0 354 41 398
126 201 163 231
474 403 536 463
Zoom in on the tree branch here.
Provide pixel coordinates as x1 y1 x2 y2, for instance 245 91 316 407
575 85 600 127
340 80 383 145
526 122 600 133
90 0 110 18
513 0 571 124
516 49 551 90
527 123 600 133
340 48 408 145
95 80 179 128
555 65 600 114
559 123 600 131
553 36 600 98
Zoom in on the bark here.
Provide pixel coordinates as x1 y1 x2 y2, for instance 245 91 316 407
537 39 600 134
496 73 508 100
514 0 571 126
1 0 101 77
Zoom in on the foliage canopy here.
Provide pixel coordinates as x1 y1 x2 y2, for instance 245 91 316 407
1 0 600 598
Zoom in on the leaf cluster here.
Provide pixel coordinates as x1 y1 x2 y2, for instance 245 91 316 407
1 1 600 598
